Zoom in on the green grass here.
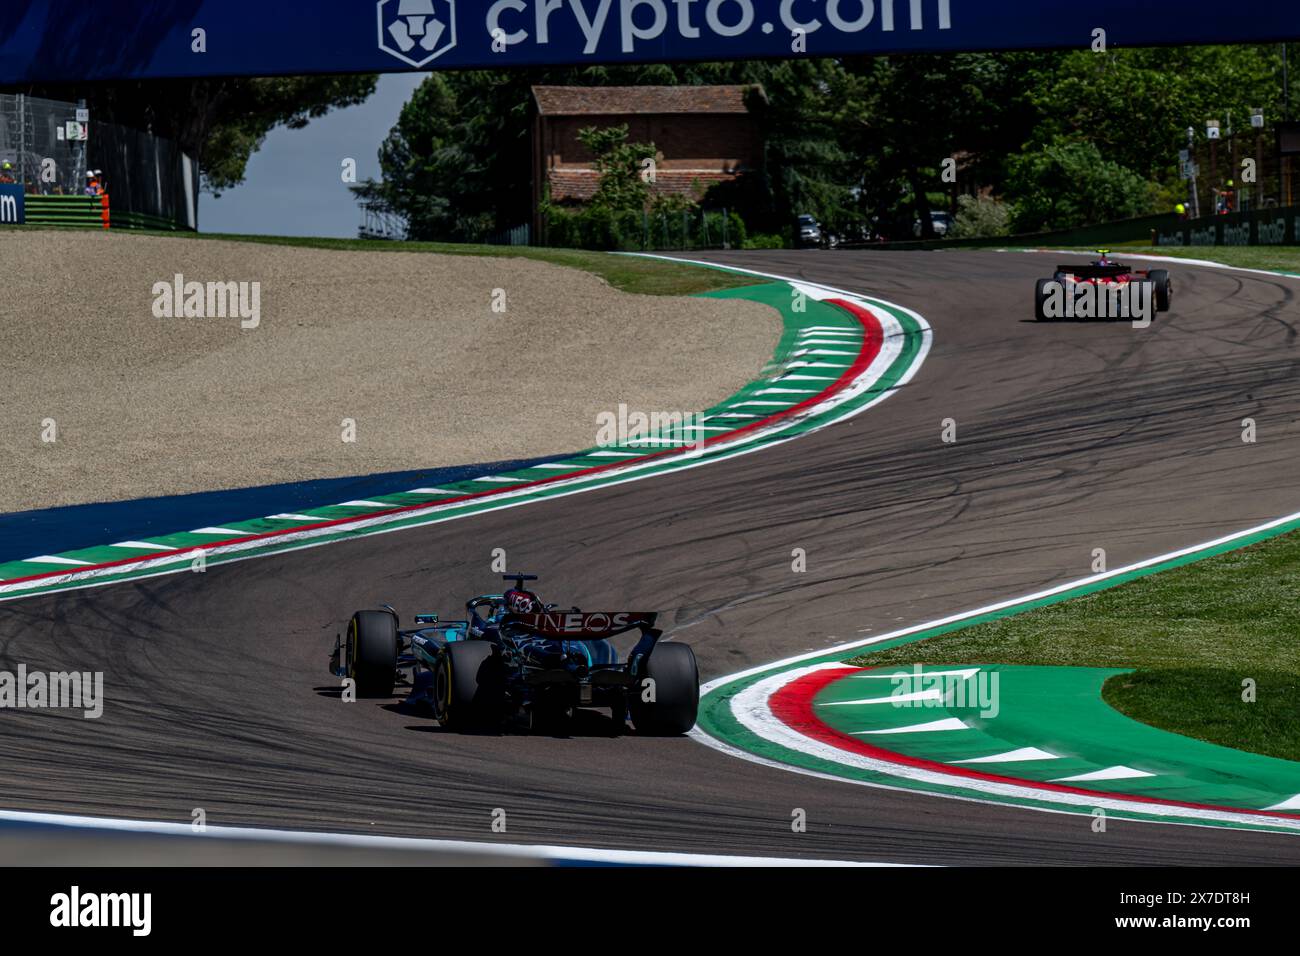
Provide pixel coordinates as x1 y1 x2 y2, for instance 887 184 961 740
130 229 762 297
849 531 1300 761
1057 243 1300 275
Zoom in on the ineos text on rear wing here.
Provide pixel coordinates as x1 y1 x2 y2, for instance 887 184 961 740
502 611 659 641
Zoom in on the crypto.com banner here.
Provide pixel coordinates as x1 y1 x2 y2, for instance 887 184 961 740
2 1 1299 83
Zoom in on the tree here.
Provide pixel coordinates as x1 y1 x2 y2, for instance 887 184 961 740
351 74 475 241
837 52 1047 238
26 75 378 193
357 45 1287 244
579 124 656 212
1021 45 1286 180
948 195 1011 238
1006 140 1153 232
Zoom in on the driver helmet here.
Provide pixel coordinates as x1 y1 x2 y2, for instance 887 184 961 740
505 589 540 614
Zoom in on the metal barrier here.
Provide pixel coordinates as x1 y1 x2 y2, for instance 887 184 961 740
0 92 87 195
0 93 196 230
22 194 108 228
357 198 408 240
486 223 531 246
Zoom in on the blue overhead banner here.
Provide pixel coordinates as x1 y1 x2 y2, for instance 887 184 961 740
1 1 1299 83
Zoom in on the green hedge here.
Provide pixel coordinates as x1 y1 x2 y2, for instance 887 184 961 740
543 206 746 252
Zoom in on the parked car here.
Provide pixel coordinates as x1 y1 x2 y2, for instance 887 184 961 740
912 210 954 238
796 214 824 248
832 220 875 246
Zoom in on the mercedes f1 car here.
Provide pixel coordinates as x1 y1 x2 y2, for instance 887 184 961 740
1033 250 1172 321
329 574 699 735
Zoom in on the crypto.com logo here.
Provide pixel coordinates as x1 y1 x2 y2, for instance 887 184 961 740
377 0 457 67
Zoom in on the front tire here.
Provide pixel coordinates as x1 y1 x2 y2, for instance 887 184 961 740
629 643 700 736
348 610 398 698
435 641 501 731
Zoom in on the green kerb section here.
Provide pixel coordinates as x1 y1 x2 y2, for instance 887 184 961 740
0 278 926 601
697 514 1300 832
814 664 1300 811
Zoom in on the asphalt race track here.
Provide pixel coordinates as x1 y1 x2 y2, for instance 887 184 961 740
2 250 1298 865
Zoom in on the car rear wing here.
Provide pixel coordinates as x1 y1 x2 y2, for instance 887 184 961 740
1057 264 1130 278
501 611 660 642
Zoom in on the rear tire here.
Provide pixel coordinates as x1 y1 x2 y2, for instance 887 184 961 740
630 643 700 736
1148 269 1171 311
1034 278 1054 321
349 610 398 698
435 641 501 731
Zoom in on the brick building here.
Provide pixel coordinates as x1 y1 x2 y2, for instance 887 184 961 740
530 84 765 234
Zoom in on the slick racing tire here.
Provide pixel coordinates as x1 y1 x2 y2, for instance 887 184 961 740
348 610 398 698
630 642 700 736
1147 269 1172 311
435 641 500 731
1034 278 1054 322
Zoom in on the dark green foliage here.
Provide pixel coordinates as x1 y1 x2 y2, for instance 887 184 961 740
359 45 1293 242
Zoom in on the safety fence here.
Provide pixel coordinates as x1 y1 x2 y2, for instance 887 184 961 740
0 93 196 230
0 93 87 195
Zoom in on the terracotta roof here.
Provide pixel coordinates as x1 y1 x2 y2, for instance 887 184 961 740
532 85 764 116
547 168 741 203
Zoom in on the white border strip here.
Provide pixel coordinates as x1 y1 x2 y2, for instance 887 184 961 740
0 808 908 867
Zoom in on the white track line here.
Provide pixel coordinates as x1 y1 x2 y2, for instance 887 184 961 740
0 808 908 867
853 717 969 734
1050 766 1154 783
819 688 944 706
953 747 1061 765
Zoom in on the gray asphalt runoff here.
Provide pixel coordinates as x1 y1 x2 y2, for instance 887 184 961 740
1 250 1297 865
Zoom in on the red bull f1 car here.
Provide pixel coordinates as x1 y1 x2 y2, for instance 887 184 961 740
1033 250 1172 322
329 574 699 735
